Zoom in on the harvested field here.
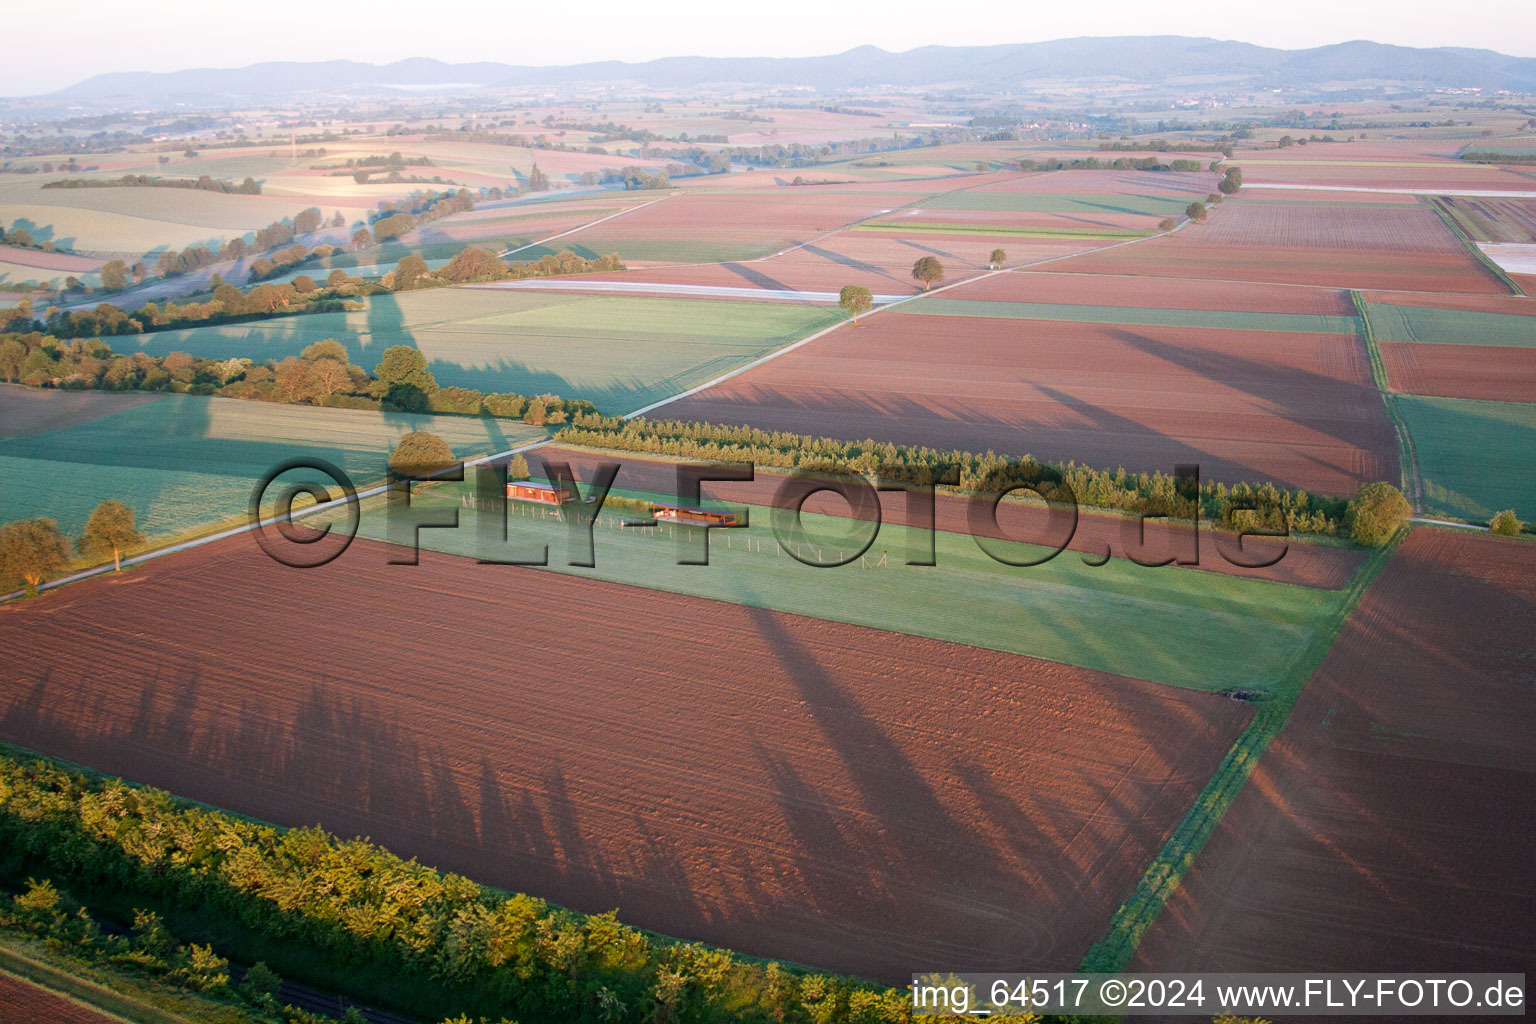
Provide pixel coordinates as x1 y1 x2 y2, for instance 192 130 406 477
0 972 119 1024
1135 529 1536 973
1397 396 1536 521
0 536 1252 983
1380 341 1536 401
0 385 162 438
950 272 1355 316
664 314 1397 496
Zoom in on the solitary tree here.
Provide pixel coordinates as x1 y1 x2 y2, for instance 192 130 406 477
839 284 874 324
1218 166 1243 195
78 499 143 572
1346 482 1411 547
1158 218 1177 231
351 227 372 251
989 248 1007 269
1185 201 1209 223
376 345 437 413
1489 509 1523 536
911 256 945 290
508 453 531 480
100 259 129 291
388 431 455 479
0 518 70 594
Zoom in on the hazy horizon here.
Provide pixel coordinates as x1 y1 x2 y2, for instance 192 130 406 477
6 0 1535 97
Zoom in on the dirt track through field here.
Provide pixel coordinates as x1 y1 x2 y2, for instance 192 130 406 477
1134 528 1536 972
0 536 1249 983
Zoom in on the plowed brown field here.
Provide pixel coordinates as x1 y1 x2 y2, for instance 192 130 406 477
0 973 117 1024
663 314 1397 495
1059 201 1509 293
0 537 1250 983
1380 341 1536 401
1134 528 1536 972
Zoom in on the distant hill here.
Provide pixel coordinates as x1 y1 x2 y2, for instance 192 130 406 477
49 38 1536 102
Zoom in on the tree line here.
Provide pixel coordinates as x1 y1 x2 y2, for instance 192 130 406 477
6 242 623 340
42 174 263 194
555 417 1360 539
0 749 912 1023
0 330 593 422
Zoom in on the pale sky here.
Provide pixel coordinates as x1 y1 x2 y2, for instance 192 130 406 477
6 0 1534 97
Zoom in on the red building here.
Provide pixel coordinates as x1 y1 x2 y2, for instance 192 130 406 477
507 480 571 505
650 503 742 527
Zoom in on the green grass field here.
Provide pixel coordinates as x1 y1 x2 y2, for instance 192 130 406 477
921 191 1194 217
1362 303 1536 348
900 298 1360 334
1397 395 1536 521
356 479 1352 693
128 288 843 413
0 394 538 539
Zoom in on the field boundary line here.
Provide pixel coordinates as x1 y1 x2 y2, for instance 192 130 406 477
1078 530 1403 973
497 192 680 259
1350 290 1426 511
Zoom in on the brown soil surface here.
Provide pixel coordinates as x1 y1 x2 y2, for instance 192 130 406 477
1135 528 1536 972
1057 201 1509 294
0 536 1249 983
1380 341 1536 401
662 314 1397 496
0 972 119 1024
540 445 1366 589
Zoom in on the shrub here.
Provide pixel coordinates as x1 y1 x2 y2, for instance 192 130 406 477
388 431 455 478
1346 482 1411 547
1489 508 1523 536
